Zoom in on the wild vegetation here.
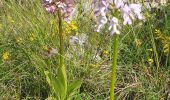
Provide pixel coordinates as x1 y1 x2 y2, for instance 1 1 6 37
0 0 169 100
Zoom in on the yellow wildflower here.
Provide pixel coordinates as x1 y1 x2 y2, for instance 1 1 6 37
65 26 71 34
63 21 78 36
163 44 169 54
63 22 71 35
30 33 37 41
103 50 109 55
148 58 154 64
16 37 23 44
2 52 10 61
148 48 153 52
90 64 99 68
155 29 170 55
50 19 56 25
70 21 78 31
7 16 14 23
72 25 78 31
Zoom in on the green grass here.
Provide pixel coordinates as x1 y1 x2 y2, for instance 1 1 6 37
0 0 169 99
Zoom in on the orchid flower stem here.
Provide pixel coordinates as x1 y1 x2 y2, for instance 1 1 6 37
110 34 119 100
58 9 67 90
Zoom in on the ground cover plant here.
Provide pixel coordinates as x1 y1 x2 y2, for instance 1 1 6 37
0 0 169 100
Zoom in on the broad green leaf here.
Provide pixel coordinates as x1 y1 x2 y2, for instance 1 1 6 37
57 68 67 99
67 80 82 99
51 75 66 99
44 70 67 100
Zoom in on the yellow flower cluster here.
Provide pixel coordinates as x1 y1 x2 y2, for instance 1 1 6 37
148 48 153 52
90 64 100 68
30 33 37 41
63 21 78 36
155 29 170 55
16 37 23 44
2 51 10 61
50 19 56 25
147 48 154 65
103 50 109 55
148 58 154 65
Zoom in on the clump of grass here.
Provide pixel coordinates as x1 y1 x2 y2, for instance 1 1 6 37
0 0 169 99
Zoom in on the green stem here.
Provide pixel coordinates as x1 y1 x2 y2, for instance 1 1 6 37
110 34 119 100
58 10 67 95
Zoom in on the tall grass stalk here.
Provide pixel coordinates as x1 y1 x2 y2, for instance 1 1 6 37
110 34 119 100
148 22 160 79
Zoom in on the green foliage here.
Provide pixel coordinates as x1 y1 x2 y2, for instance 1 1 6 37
0 0 169 100
44 71 81 100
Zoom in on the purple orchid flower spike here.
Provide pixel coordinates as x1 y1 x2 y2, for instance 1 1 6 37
43 0 75 22
43 0 56 14
94 0 109 32
46 6 56 13
66 0 74 4
93 0 144 35
63 0 75 23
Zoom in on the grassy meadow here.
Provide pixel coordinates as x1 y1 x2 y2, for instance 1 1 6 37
0 0 169 99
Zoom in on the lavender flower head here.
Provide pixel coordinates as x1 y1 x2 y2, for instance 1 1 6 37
109 17 120 35
43 0 75 22
43 0 56 13
94 0 144 35
94 0 109 32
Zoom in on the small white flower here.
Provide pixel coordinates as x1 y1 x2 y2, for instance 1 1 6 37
108 17 120 35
